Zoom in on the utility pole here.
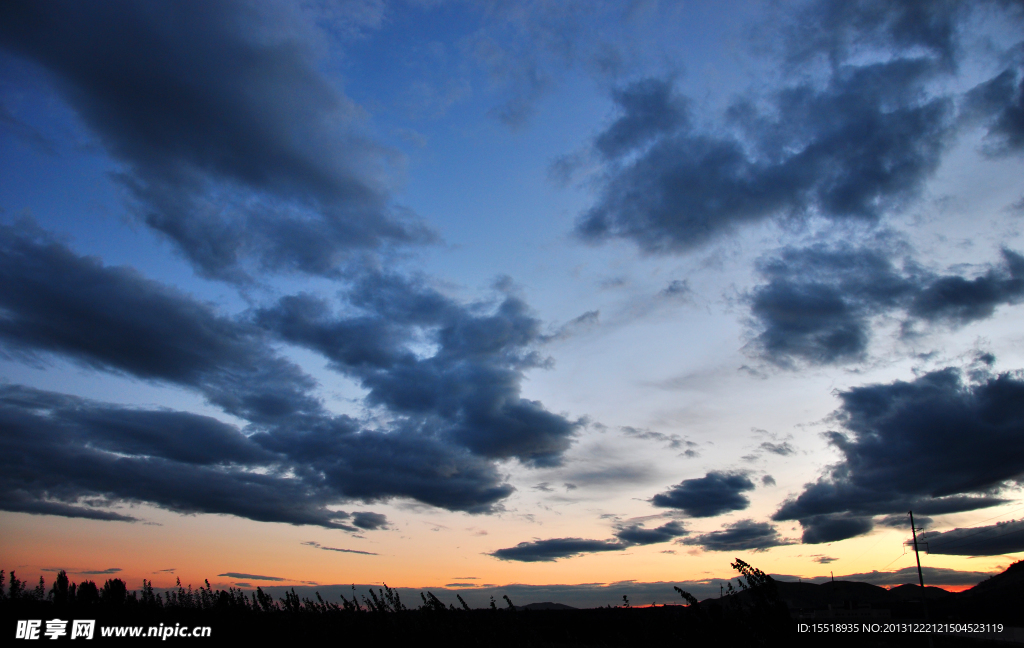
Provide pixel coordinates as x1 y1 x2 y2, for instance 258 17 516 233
909 510 934 648
909 510 927 598
913 509 929 618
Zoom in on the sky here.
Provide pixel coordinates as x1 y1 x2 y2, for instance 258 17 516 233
1 0 1024 607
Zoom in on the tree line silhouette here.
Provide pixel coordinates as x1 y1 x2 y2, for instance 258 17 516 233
1 560 973 646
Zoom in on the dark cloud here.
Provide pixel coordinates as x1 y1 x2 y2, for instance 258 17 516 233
0 384 364 529
878 513 933 530
746 244 1024 367
0 492 139 522
301 541 377 556
908 249 1024 325
489 538 625 562
75 565 122 577
0 101 55 154
922 519 1024 556
760 442 795 456
651 471 755 517
620 426 691 450
257 271 582 468
0 374 510 527
0 0 431 280
681 519 792 552
762 475 777 487
491 520 687 562
659 279 691 300
571 2 1024 255
746 243 907 366
249 423 516 514
613 521 687 546
575 60 953 253
0 220 323 427
594 77 688 160
351 511 389 530
787 0 1023 158
775 366 1024 542
218 573 286 582
965 62 1024 155
798 514 874 544
782 0 967 68
0 221 580 518
467 0 630 130
813 556 838 564
547 310 600 341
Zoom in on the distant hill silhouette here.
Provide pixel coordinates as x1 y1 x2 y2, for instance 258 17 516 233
937 559 1024 623
887 583 952 601
700 560 1024 624
517 602 578 611
962 558 1024 596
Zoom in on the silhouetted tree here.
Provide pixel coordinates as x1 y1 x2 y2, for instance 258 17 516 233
7 571 24 600
77 580 99 605
254 586 276 613
49 570 70 605
101 578 127 605
140 579 160 607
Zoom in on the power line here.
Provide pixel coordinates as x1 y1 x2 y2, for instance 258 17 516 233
879 550 908 570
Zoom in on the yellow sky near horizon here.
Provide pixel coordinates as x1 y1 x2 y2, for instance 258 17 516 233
3 501 1018 595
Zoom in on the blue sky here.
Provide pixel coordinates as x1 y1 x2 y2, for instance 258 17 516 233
2 0 1024 603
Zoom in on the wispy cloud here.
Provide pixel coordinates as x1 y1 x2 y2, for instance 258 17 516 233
301 541 378 556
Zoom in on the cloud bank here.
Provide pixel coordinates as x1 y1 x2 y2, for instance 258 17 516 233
747 244 1024 367
0 221 584 523
775 366 1024 543
0 0 431 281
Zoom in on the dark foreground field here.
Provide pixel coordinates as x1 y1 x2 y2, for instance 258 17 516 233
3 560 1022 646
